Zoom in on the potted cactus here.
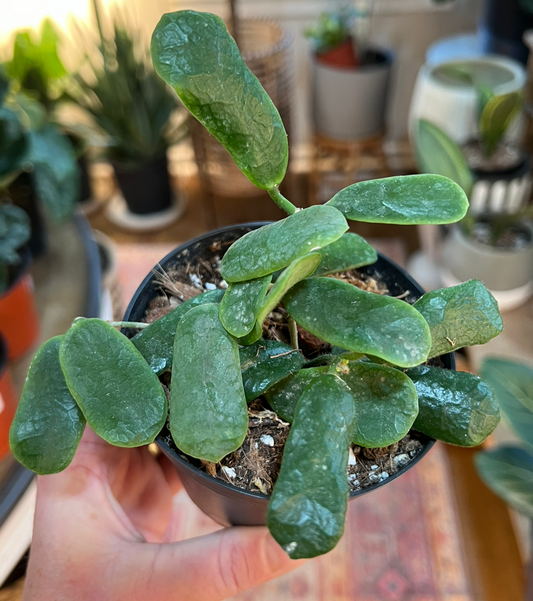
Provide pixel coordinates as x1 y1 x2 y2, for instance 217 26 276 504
10 11 504 560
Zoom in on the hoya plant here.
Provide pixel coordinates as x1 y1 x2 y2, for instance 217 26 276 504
10 11 504 560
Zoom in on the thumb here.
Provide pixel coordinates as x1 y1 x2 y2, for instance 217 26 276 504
120 525 305 601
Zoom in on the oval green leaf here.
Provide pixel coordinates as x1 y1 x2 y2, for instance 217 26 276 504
327 174 469 225
475 446 533 518
219 205 348 283
338 362 419 448
267 374 356 559
239 252 322 345
170 303 248 462
408 365 500 446
480 358 533 448
479 92 522 157
10 336 86 475
151 10 288 190
314 233 377 276
284 277 432 368
132 288 224 374
240 340 305 402
414 280 503 359
219 275 271 338
414 120 473 197
265 367 329 422
60 319 167 448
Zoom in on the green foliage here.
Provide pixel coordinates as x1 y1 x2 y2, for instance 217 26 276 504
6 19 66 110
409 365 500 446
414 120 474 197
475 358 533 518
267 374 356 559
413 280 503 359
219 205 347 282
9 10 505 562
60 319 167 447
170 303 248 463
328 174 469 225
151 11 287 190
313 233 377 276
479 92 523 158
9 337 86 474
0 203 30 294
304 8 356 54
73 6 181 166
284 277 432 368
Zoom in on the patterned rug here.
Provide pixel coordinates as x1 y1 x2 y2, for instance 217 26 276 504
116 241 473 601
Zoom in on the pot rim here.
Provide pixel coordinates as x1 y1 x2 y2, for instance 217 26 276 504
455 221 533 255
123 223 454 503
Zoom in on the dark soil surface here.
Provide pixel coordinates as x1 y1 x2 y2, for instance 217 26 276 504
146 252 430 497
463 139 523 173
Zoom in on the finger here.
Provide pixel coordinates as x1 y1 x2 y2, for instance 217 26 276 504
118 526 306 601
157 453 183 496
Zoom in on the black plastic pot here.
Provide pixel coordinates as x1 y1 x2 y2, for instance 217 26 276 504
123 223 455 527
112 155 172 216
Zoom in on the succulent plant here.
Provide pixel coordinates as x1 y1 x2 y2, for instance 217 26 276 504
10 11 504 560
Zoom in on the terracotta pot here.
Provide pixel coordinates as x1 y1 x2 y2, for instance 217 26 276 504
123 223 455 527
0 250 40 360
316 39 359 69
0 335 18 461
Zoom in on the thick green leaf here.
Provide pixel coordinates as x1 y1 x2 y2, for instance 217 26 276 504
240 340 305 402
284 277 432 368
239 252 321 345
267 374 356 559
9 336 86 475
414 280 503 359
265 367 329 421
151 10 288 190
313 233 377 276
0 106 28 178
60 319 167 447
220 206 347 283
327 174 469 225
219 275 271 338
339 362 419 448
408 365 500 446
476 446 533 517
170 303 248 462
414 119 473 197
0 204 30 265
479 92 522 157
132 289 224 374
481 359 533 448
28 124 79 223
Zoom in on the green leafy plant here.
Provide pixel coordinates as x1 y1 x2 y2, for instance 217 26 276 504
70 0 183 167
0 203 30 294
304 7 357 54
4 19 66 112
476 359 533 518
10 10 504 561
0 74 79 223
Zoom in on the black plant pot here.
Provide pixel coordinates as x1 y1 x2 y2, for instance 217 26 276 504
123 223 455 527
112 155 173 216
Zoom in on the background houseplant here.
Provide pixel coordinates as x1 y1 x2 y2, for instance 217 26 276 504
475 357 533 598
306 4 392 141
0 71 79 257
0 203 39 360
71 0 184 221
11 10 504 561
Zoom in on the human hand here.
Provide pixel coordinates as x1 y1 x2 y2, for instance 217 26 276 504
23 428 305 601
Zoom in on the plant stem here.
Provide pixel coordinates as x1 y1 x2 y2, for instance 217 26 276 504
108 321 150 329
268 187 297 215
288 317 299 349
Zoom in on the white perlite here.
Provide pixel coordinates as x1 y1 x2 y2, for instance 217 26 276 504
189 273 202 288
204 282 217 290
222 466 236 479
393 453 410 467
260 434 275 447
348 447 357 466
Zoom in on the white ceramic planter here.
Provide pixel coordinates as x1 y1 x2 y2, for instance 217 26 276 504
409 56 526 145
442 224 533 311
311 48 393 141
